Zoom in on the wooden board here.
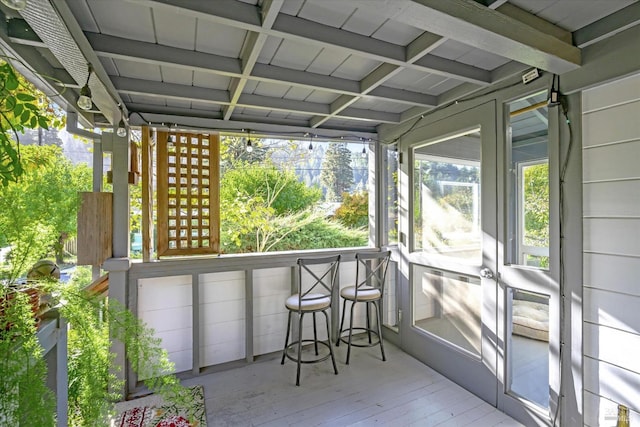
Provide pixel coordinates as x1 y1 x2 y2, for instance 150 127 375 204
77 192 113 265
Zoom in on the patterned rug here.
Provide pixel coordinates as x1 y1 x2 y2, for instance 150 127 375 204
113 385 207 427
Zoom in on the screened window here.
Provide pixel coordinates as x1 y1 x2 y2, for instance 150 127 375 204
218 135 372 254
507 92 550 268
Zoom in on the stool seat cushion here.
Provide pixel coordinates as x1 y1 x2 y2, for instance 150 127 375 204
286 293 331 311
340 286 381 301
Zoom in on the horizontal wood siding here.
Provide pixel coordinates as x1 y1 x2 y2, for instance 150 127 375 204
199 271 245 366
252 267 290 356
582 72 640 423
138 275 193 377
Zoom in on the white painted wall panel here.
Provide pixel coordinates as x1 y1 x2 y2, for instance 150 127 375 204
253 267 291 356
584 322 640 375
582 140 640 182
199 272 245 366
584 390 640 427
582 73 640 113
584 287 640 335
582 101 640 147
584 357 640 415
583 74 640 424
138 276 193 375
584 253 640 295
583 180 640 216
583 218 640 256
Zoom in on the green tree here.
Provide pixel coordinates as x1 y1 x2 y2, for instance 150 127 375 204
0 145 92 279
220 163 322 252
220 134 266 173
0 60 64 187
334 191 368 228
320 142 353 202
221 163 321 215
523 163 550 248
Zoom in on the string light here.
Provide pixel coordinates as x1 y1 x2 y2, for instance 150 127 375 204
77 64 93 111
246 129 253 152
116 108 127 137
1 0 27 11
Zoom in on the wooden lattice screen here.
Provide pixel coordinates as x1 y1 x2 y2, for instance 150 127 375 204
156 131 220 256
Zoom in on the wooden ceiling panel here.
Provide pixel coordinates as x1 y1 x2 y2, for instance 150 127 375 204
87 0 155 42
153 8 197 50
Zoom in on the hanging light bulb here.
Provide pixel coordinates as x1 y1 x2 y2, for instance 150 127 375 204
116 119 127 137
116 111 127 137
361 145 367 158
308 134 314 151
77 64 93 111
246 129 253 152
1 0 27 11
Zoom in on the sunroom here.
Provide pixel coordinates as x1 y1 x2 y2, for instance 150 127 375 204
1 0 639 426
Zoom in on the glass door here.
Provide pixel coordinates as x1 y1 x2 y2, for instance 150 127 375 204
497 92 559 426
401 102 499 405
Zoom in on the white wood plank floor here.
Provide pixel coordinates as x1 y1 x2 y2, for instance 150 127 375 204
180 341 524 427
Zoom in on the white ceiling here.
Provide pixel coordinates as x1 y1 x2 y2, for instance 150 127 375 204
1 0 638 140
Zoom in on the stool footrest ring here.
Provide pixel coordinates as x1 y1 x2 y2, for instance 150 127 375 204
284 339 334 364
338 327 381 348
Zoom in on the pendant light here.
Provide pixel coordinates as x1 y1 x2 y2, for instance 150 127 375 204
1 0 27 11
246 129 253 152
116 110 127 137
77 64 93 111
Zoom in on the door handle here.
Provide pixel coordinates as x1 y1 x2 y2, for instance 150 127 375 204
480 267 494 279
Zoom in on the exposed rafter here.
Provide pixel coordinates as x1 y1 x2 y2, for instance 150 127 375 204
86 32 437 110
223 0 284 120
396 0 581 74
127 0 492 85
112 77 401 124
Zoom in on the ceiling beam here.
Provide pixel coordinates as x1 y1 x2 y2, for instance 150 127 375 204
113 77 400 124
126 108 378 139
270 13 491 84
20 0 124 123
573 1 640 48
0 26 94 126
87 32 436 109
223 0 284 120
495 3 572 44
128 0 491 85
310 30 445 128
396 0 581 74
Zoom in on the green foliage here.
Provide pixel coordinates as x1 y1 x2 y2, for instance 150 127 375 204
0 60 65 187
523 163 550 267
267 216 367 251
55 271 191 426
0 145 92 278
439 187 474 223
220 135 267 173
221 163 321 215
0 287 56 426
0 272 193 427
334 191 369 228
320 142 353 202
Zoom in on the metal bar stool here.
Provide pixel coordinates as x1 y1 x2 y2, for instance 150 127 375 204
336 251 391 364
281 255 341 386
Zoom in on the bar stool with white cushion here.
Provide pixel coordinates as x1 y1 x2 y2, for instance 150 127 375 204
336 251 391 364
281 254 341 386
